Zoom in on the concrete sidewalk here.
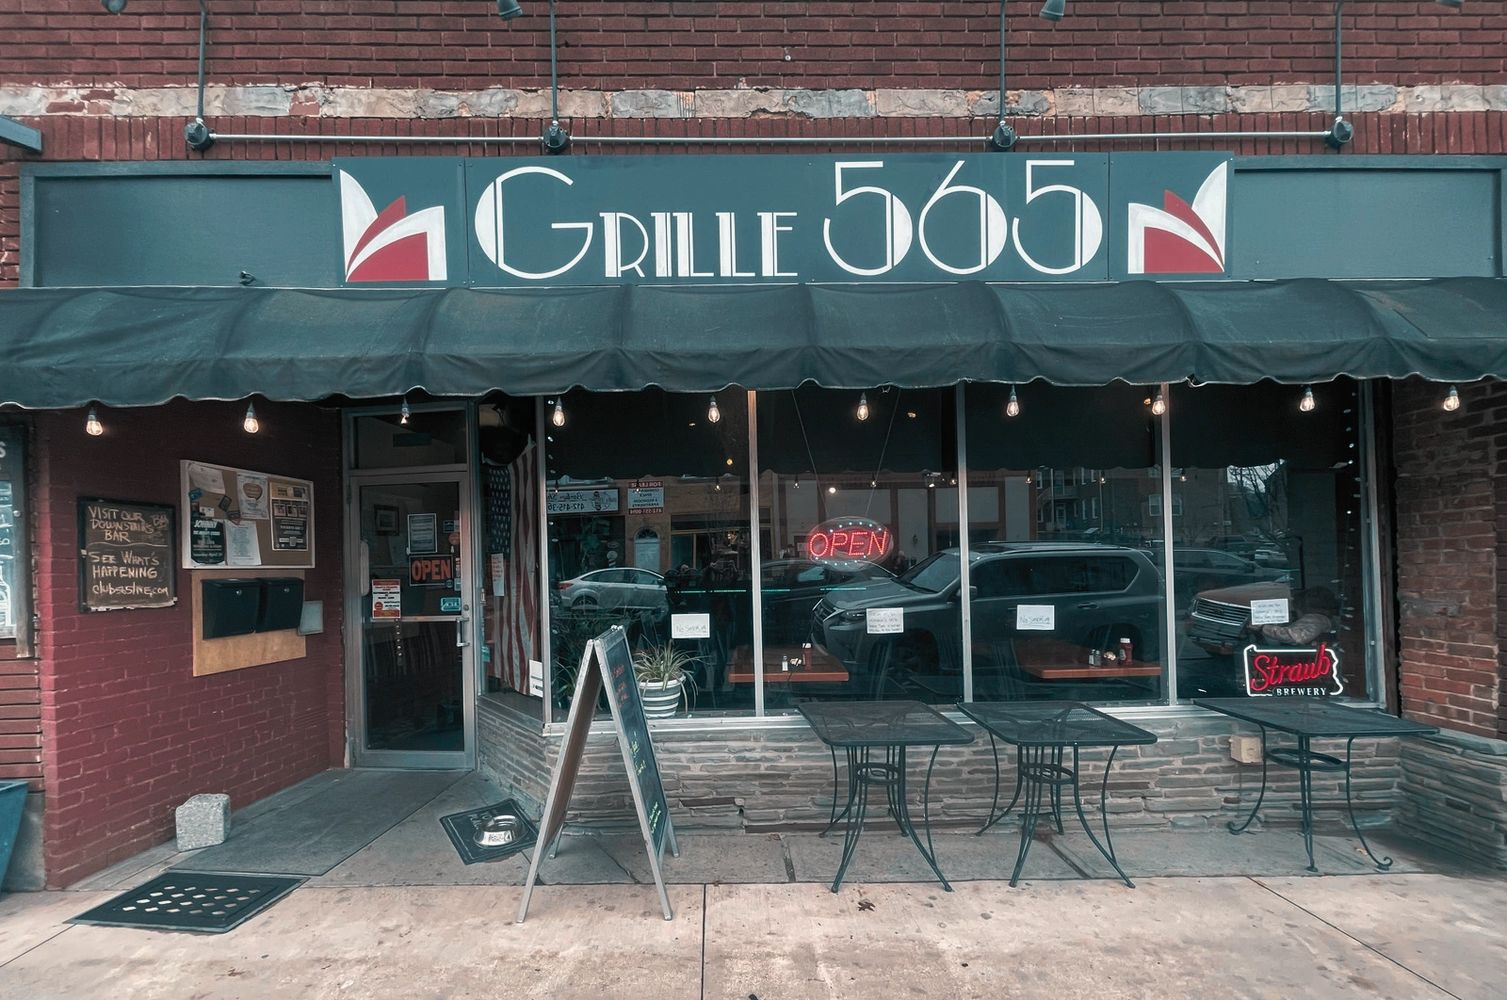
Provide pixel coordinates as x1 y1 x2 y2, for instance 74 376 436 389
1 870 1503 999
2 770 1501 998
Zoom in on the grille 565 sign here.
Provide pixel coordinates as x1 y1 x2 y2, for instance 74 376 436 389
1242 643 1344 697
336 152 1230 287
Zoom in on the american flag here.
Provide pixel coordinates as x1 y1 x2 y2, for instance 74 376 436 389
491 441 539 694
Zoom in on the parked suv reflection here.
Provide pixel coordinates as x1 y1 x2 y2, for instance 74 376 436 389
813 542 1164 699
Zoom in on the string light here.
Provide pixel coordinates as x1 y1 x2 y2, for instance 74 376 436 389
1005 385 1020 418
242 402 260 434
1443 385 1461 412
85 406 103 437
1299 385 1315 412
1151 388 1167 416
707 396 721 424
551 399 566 427
400 397 411 425
827 485 837 495
856 392 870 421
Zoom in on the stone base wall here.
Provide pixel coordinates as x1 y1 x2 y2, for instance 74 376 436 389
477 708 1404 838
1395 730 1507 871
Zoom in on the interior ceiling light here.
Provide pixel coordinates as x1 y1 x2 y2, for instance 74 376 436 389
1039 0 1065 21
1300 385 1316 412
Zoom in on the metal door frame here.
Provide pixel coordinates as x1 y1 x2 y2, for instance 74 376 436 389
344 454 478 770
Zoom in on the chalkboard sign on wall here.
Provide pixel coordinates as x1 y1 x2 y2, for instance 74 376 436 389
78 498 177 612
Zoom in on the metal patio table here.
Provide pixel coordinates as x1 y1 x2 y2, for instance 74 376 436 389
1194 697 1439 872
798 700 973 893
958 701 1158 888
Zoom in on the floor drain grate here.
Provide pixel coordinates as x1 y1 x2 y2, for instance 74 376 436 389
71 871 305 934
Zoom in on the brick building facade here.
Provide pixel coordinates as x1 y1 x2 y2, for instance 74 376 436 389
2 1 1505 887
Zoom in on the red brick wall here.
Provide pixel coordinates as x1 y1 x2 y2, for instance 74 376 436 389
7 1 1503 90
1392 378 1506 740
33 399 344 887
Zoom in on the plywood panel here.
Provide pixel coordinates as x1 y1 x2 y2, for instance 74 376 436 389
192 568 306 677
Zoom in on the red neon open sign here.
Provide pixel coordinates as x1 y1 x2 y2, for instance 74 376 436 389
805 516 895 566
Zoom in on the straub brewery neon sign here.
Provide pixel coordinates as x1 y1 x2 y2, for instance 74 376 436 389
1242 643 1344 697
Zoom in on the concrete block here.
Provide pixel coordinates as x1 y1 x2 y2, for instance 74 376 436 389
611 89 688 118
175 793 231 851
1138 86 1230 115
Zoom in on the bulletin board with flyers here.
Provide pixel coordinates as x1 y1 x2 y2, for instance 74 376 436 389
179 460 316 569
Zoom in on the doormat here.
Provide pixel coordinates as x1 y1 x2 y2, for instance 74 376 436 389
70 871 305 934
439 798 538 865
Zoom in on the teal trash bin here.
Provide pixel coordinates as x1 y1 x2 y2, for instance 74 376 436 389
0 779 28 890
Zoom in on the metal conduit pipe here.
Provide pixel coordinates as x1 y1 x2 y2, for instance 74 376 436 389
204 128 1334 147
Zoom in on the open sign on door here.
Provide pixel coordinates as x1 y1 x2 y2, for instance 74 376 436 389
410 554 456 587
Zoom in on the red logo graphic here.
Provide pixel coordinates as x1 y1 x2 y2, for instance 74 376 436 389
1242 642 1344 697
339 170 448 282
1127 162 1227 274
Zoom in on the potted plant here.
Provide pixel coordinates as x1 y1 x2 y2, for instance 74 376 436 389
633 644 701 719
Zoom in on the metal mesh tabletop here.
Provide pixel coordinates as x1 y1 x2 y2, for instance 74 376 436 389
958 701 1158 749
797 700 973 749
1194 698 1440 739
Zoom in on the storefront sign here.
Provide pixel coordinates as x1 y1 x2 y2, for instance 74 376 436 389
805 516 895 569
1242 643 1344 697
190 515 226 565
1249 598 1290 626
371 578 401 619
670 612 710 639
866 607 904 635
336 152 1231 288
547 488 619 515
410 554 456 587
408 512 438 554
628 481 665 514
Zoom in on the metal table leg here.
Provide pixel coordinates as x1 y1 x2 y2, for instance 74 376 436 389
1228 724 1270 835
1009 745 1046 888
831 747 872 892
1342 736 1393 870
820 746 859 839
892 744 954 892
977 732 1024 836
1068 744 1135 888
1297 734 1317 872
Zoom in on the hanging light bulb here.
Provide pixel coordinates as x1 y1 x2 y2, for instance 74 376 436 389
1299 385 1316 412
707 396 721 424
1005 385 1021 418
400 397 411 425
242 401 260 434
856 392 870 421
827 485 837 495
85 406 103 437
551 399 566 427
1443 385 1461 412
1151 388 1168 416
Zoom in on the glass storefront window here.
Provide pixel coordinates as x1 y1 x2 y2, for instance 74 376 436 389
758 387 960 708
964 383 1168 704
545 390 752 720
0 424 25 649
1170 380 1371 701
353 409 469 469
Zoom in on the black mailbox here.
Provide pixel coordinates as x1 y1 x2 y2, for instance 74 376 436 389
257 578 305 633
202 579 262 638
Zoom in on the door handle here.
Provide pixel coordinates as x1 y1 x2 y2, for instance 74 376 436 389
456 616 471 647
1077 602 1099 610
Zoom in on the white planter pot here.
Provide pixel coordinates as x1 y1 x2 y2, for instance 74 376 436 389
639 678 684 719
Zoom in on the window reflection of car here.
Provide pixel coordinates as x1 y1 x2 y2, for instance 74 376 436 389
1187 580 1291 655
1173 548 1287 605
813 543 1164 696
761 558 895 645
557 568 668 612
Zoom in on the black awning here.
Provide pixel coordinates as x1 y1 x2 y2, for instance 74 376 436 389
1 278 1504 409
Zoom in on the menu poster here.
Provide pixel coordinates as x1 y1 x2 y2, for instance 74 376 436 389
78 498 176 612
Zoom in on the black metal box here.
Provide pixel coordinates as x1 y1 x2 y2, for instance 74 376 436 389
201 579 261 638
257 578 305 632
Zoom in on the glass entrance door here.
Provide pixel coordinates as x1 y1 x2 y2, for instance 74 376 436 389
350 473 474 766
